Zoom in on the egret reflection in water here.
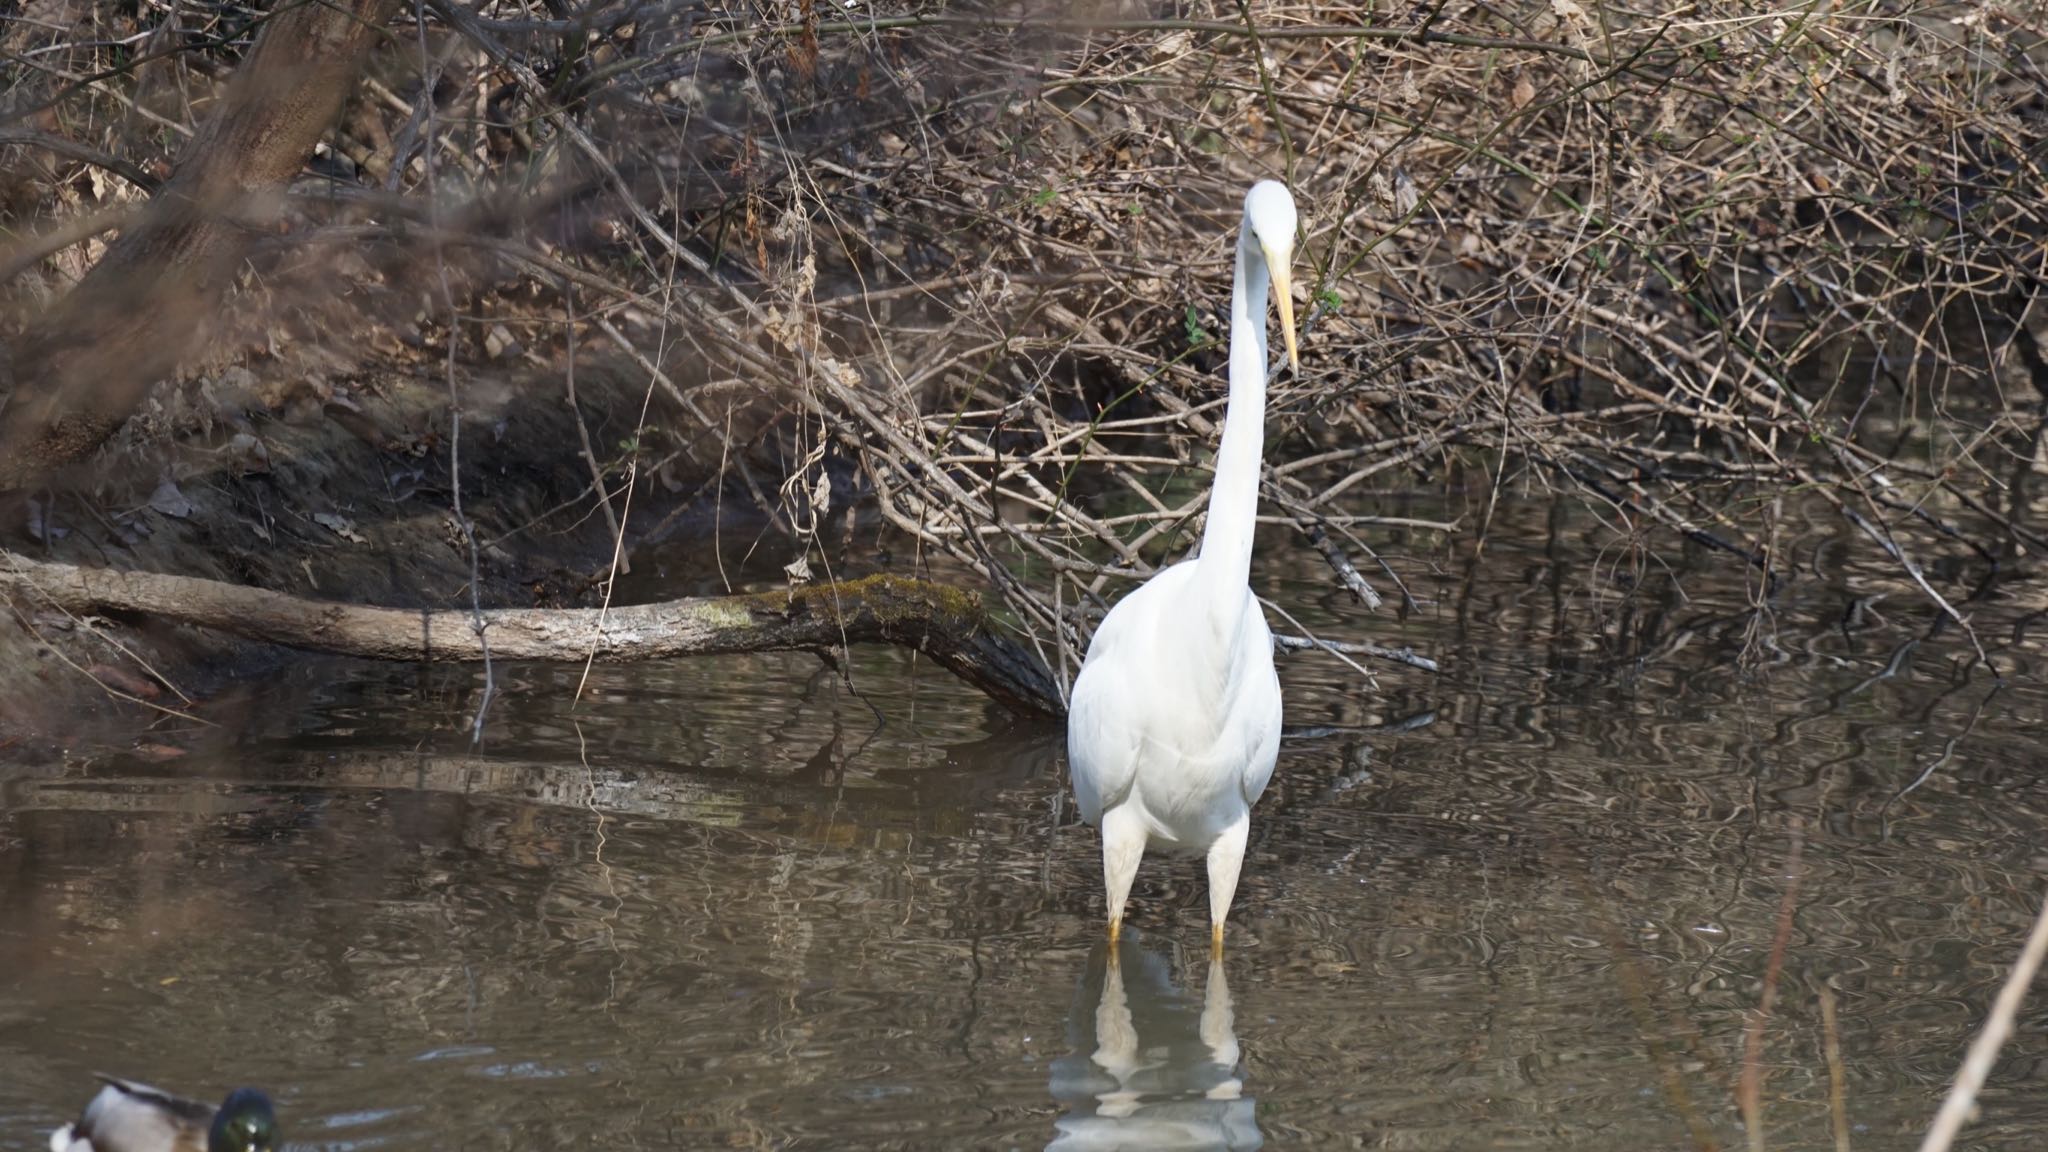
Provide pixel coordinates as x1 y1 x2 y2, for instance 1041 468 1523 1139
1048 935 1260 1151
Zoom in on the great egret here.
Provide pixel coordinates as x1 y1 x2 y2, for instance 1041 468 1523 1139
1067 180 1297 954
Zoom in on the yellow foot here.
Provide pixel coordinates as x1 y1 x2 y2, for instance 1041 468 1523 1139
1210 923 1225 958
1108 917 1122 944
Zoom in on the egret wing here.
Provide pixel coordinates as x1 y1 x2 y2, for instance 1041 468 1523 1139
1067 581 1171 826
1238 689 1281 807
1234 604 1284 808
1066 654 1142 826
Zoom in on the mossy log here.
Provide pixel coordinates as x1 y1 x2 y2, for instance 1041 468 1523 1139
0 555 1064 717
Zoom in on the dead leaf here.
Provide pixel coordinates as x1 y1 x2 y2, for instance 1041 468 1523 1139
114 513 152 547
226 432 271 476
25 498 68 542
1512 74 1535 110
312 512 367 543
485 324 520 359
818 355 862 388
149 478 194 519
86 663 161 700
1393 169 1420 217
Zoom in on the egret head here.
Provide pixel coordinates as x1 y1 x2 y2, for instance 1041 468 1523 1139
1244 180 1299 373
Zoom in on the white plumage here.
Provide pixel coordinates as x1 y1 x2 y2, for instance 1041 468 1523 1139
1068 180 1298 952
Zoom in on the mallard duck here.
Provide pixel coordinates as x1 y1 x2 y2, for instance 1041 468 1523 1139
49 1078 277 1152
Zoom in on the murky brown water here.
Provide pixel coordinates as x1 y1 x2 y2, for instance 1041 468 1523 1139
4 497 2047 1150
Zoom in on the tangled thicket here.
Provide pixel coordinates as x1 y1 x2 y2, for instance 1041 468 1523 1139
3 0 2045 688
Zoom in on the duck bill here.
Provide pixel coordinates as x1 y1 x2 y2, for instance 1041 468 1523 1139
1267 253 1299 373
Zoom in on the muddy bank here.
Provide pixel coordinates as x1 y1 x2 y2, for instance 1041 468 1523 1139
0 356 732 754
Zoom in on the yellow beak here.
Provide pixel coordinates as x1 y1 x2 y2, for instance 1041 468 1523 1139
1266 248 1299 373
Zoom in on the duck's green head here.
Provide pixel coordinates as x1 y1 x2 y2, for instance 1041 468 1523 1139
207 1089 277 1152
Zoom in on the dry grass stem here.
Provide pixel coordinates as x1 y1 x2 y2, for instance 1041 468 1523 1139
1918 889 2048 1152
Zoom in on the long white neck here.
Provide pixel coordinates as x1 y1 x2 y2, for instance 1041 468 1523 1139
1197 218 1270 595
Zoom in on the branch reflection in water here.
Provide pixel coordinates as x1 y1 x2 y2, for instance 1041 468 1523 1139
1048 935 1261 1151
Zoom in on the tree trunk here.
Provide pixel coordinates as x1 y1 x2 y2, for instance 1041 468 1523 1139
0 0 396 488
0 554 1066 716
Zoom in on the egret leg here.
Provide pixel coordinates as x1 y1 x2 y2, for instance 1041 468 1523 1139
1206 814 1251 956
1100 804 1147 941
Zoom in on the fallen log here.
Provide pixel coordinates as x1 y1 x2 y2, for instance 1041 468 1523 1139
0 554 1064 717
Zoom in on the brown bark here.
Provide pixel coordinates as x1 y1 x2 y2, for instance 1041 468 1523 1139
0 0 397 488
0 555 1065 716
